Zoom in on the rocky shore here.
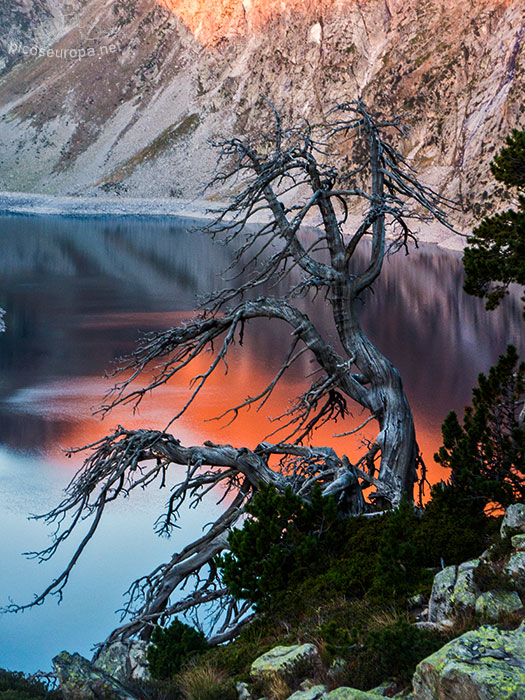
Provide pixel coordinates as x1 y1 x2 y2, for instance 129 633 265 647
52 504 525 700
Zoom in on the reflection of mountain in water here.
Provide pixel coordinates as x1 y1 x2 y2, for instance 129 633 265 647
0 214 523 455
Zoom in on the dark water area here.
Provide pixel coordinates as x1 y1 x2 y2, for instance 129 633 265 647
0 213 523 672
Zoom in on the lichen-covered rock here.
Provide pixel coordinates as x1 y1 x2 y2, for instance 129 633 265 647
429 565 457 622
250 644 320 681
504 552 525 586
94 640 149 683
412 622 525 700
321 688 383 700
287 685 326 700
501 504 525 540
511 534 525 552
475 590 523 621
53 651 140 700
449 568 479 613
458 559 479 573
369 681 395 696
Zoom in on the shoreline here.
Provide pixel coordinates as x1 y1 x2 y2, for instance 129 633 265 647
0 191 467 251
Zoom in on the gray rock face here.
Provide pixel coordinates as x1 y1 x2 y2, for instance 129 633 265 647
475 590 523 621
53 651 141 700
428 565 457 622
250 644 320 681
0 0 522 226
287 685 327 700
504 551 525 586
412 623 525 700
93 640 149 683
500 504 525 539
449 568 480 613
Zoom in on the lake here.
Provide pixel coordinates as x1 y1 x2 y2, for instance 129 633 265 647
0 213 523 673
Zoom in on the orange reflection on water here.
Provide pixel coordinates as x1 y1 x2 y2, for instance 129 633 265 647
49 314 446 496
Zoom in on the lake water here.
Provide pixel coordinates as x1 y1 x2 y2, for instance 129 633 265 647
0 213 523 673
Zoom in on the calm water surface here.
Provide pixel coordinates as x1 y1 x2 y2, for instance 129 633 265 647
0 214 523 672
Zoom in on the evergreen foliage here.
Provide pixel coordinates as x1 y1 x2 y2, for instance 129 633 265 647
0 670 59 700
491 129 525 190
353 619 444 686
370 497 425 601
434 345 525 510
147 619 209 680
218 483 338 606
463 129 525 315
416 482 496 566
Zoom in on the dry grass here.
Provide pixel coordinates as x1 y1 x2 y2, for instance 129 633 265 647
177 658 237 700
264 674 293 700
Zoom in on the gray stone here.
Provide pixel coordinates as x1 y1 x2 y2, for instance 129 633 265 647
412 622 525 700
449 568 479 613
500 504 525 539
250 644 320 681
94 640 149 683
511 534 525 552
237 681 251 700
321 689 383 700
504 551 525 586
428 565 457 622
287 685 326 700
458 558 479 573
369 681 394 696
53 651 140 700
475 590 523 621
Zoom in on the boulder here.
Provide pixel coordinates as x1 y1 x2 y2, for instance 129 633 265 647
500 504 525 539
449 568 479 613
250 644 320 681
237 681 252 700
93 640 149 683
53 651 140 700
287 685 327 700
428 565 457 622
511 534 525 552
412 622 525 700
503 552 525 586
321 689 384 699
475 590 523 621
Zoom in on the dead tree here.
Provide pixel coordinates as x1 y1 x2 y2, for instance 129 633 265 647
4 100 453 645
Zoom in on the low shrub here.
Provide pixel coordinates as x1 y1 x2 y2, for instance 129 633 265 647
345 619 445 689
147 619 209 680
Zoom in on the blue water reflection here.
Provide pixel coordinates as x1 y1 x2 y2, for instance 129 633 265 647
0 213 523 672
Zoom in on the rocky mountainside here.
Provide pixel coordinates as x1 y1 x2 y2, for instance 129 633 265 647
0 0 524 227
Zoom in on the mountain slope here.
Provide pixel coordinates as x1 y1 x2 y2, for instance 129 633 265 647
0 0 523 226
